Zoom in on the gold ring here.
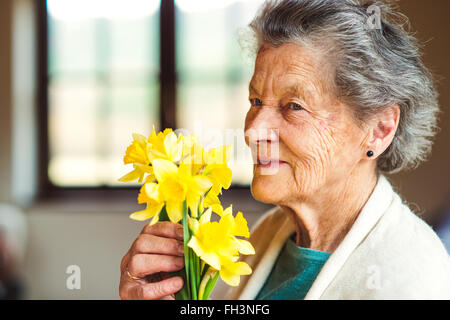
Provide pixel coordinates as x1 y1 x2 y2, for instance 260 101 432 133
126 267 141 281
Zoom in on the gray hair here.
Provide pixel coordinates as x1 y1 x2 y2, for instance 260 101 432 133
247 0 440 173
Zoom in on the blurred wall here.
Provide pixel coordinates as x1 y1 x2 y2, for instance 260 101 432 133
23 199 264 299
0 0 13 203
390 0 450 224
0 0 448 299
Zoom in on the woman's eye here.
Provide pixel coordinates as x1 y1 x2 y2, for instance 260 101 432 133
250 98 263 107
287 102 304 111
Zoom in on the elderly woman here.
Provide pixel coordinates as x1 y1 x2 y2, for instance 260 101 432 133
119 0 450 300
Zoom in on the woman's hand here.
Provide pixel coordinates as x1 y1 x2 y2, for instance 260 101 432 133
119 221 185 300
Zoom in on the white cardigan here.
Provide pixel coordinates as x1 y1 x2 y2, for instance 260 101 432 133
224 174 450 299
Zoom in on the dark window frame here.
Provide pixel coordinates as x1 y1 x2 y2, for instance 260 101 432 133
35 0 248 201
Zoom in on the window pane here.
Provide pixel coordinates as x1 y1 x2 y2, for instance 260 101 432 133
47 0 160 186
175 0 264 185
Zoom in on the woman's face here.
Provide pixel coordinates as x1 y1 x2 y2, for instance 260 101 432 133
245 43 369 205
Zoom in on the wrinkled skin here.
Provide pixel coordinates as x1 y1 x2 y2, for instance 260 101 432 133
245 43 399 252
119 222 185 300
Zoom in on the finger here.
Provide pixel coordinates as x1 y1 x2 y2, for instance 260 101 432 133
128 254 184 278
141 221 184 241
121 282 148 300
146 271 173 283
120 252 130 273
141 276 184 300
132 234 184 257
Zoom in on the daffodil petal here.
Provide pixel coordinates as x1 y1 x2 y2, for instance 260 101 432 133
199 207 212 225
232 211 250 238
208 145 232 165
228 261 252 276
164 132 182 162
178 162 192 177
148 126 157 140
217 239 240 258
132 133 147 144
134 163 154 174
137 187 148 204
201 252 221 271
222 205 233 216
203 192 223 215
143 182 160 201
144 174 156 183
166 201 183 223
219 210 235 233
191 176 213 195
152 159 178 182
149 213 160 225
123 140 149 165
129 203 164 221
188 236 205 257
236 239 255 255
129 210 152 221
220 261 252 286
220 269 240 287
210 203 224 215
159 178 186 203
209 166 232 189
187 195 199 218
188 216 199 233
118 169 141 182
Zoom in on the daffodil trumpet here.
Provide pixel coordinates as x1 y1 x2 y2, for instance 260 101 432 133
120 129 255 299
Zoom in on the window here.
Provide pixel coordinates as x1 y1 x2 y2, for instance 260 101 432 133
175 0 262 185
38 0 264 193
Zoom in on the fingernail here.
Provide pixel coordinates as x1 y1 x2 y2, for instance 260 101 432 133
176 227 184 239
173 277 183 290
177 242 185 255
175 257 184 268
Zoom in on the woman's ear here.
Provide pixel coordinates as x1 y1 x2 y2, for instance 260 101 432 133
366 104 400 158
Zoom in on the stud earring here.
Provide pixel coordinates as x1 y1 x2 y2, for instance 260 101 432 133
367 150 374 157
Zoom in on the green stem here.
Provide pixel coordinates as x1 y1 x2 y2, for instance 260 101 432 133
195 254 201 288
189 248 197 300
198 267 213 300
201 263 209 280
202 270 219 300
182 202 191 299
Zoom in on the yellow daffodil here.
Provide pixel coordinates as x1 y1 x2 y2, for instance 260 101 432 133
153 159 212 222
123 133 150 165
203 145 232 195
202 190 224 215
147 128 183 163
206 144 232 166
180 134 207 175
119 133 154 183
187 215 239 270
218 256 252 287
121 128 257 298
187 206 255 286
119 163 154 183
196 145 232 214
129 182 164 225
119 129 184 183
220 206 255 255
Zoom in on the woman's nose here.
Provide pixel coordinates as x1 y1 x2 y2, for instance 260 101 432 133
245 107 279 146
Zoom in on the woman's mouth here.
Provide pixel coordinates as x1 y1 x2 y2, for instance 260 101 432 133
256 158 287 169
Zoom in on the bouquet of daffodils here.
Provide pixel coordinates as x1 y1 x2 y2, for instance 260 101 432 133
120 128 255 300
